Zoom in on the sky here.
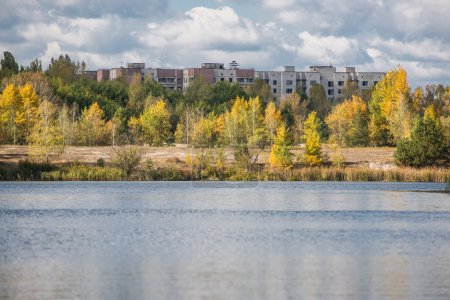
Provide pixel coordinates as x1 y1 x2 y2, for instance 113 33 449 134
1 0 449 87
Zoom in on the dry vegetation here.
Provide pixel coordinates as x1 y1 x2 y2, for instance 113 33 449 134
0 145 396 168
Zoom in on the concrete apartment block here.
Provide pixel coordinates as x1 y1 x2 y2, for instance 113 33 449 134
96 61 384 102
183 62 254 90
96 69 110 81
256 65 384 102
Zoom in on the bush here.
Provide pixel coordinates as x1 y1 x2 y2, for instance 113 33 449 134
18 160 57 180
395 117 447 167
96 158 105 167
111 146 142 178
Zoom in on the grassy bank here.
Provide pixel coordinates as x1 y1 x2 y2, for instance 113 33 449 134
1 160 448 182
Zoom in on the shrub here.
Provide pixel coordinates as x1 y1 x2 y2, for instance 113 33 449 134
395 117 447 167
96 158 105 167
111 146 142 178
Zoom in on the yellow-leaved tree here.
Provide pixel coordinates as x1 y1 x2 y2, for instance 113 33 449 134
77 102 110 146
191 114 223 147
325 95 369 147
0 83 40 145
303 111 323 166
269 123 292 168
28 99 64 163
264 101 282 145
369 66 412 145
139 99 172 146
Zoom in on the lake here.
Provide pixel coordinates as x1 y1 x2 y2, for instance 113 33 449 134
0 181 449 300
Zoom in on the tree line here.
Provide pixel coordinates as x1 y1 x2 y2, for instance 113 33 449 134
0 51 449 167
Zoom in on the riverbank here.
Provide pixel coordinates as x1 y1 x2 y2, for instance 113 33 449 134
0 145 448 182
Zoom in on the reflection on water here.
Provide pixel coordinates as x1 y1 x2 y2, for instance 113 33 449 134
0 182 449 300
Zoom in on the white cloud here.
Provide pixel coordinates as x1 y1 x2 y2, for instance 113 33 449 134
285 32 362 65
263 0 295 9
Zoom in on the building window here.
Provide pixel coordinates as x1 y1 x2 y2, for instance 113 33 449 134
286 80 293 85
338 89 342 94
328 89 334 96
328 81 334 87
338 81 344 86
238 78 245 83
310 80 317 85
362 81 369 86
247 78 253 83
374 81 378 86
273 88 277 94
273 80 277 85
229 78 233 83
286 88 293 94
221 78 225 82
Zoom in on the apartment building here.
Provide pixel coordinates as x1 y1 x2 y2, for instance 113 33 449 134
256 65 384 102
96 63 183 90
183 62 254 90
96 62 384 101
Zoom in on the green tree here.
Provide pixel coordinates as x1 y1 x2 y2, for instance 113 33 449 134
244 78 272 106
303 111 323 166
0 51 19 81
46 55 77 83
395 116 447 167
308 84 331 120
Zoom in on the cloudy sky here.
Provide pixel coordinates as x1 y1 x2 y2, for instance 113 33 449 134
1 0 449 87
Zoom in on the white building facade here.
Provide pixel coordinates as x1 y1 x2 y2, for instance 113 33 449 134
255 65 384 102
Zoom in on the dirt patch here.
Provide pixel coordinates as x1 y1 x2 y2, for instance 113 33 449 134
0 145 396 167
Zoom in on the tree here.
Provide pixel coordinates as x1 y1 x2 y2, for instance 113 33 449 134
16 84 40 142
77 102 109 146
0 51 19 80
264 101 282 144
369 66 412 145
0 84 21 144
303 111 323 166
325 95 369 147
191 114 222 147
46 54 77 83
111 146 142 178
269 124 293 168
245 78 272 106
139 99 172 146
309 84 331 120
395 116 447 167
28 100 64 163
280 93 309 144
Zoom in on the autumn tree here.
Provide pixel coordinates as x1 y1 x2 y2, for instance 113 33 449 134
325 95 369 147
139 99 172 146
369 66 412 145
280 93 309 144
264 101 282 144
191 114 223 147
77 102 110 146
269 124 293 168
0 83 39 144
28 100 64 163
303 111 323 166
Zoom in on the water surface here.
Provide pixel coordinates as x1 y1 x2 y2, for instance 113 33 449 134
0 182 449 299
